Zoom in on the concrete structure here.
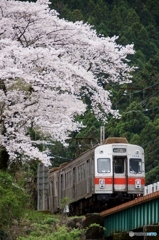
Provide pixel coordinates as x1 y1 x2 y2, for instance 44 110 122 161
37 163 49 211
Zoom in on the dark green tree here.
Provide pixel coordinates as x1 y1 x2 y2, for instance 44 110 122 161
145 0 159 25
108 6 123 36
87 0 96 15
71 9 84 22
107 101 150 141
91 0 109 26
139 120 159 184
124 8 140 27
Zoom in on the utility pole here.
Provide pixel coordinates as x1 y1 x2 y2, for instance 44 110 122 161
100 126 105 144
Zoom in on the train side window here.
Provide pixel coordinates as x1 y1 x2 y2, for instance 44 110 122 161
65 171 72 188
97 158 110 173
78 166 81 182
65 173 67 188
78 164 85 182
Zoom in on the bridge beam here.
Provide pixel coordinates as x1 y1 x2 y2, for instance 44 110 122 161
100 191 159 238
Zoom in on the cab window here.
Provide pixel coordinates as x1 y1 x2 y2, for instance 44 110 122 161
130 159 142 174
97 158 110 173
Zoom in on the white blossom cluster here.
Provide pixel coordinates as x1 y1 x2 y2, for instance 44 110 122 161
0 0 136 165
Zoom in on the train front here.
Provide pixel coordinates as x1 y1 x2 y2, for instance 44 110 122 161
94 141 145 203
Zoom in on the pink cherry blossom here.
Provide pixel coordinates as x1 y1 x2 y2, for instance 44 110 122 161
0 0 135 165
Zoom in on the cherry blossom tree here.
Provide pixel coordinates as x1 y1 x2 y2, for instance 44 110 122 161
0 0 136 166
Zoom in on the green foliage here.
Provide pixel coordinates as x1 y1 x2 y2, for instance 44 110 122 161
48 141 71 167
49 226 82 240
26 211 54 223
106 101 150 140
61 197 70 210
71 9 84 21
0 171 29 231
16 211 84 240
146 166 159 185
16 211 104 240
109 6 123 35
140 119 159 178
125 9 140 27
18 226 82 240
6 160 39 209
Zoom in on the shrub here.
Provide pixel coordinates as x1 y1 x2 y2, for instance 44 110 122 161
17 226 83 240
0 171 29 229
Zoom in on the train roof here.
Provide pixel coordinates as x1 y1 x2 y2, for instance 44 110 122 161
48 137 129 173
49 167 59 173
102 137 128 144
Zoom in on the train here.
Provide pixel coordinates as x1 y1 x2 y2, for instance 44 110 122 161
48 137 145 215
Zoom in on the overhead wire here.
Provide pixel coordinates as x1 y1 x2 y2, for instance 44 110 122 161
124 82 159 97
145 147 159 157
123 105 159 114
121 82 159 109
136 89 159 107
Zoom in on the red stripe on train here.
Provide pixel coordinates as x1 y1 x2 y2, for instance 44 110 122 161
94 177 145 185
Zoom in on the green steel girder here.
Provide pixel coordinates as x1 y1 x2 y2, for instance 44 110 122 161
104 198 159 237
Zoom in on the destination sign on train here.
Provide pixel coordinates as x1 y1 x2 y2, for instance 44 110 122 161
113 148 126 153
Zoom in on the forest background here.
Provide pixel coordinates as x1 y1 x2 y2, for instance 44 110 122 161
43 0 159 185
1 0 159 202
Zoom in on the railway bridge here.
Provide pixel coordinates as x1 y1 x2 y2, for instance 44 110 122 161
37 165 159 239
100 183 159 239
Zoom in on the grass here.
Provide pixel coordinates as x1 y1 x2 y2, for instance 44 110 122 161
10 210 85 240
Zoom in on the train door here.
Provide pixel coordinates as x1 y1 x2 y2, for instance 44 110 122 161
61 173 64 199
113 156 127 192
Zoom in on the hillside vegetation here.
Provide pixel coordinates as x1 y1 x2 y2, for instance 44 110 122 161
48 0 159 185
1 0 159 183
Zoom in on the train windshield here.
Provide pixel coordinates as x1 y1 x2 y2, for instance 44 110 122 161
97 158 111 173
129 159 142 174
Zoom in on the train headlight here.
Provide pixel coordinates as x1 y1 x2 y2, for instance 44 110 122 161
99 179 105 189
135 179 141 189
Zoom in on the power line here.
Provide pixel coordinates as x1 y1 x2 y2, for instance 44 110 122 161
49 154 71 161
145 147 159 157
121 82 159 96
123 106 159 114
142 136 159 148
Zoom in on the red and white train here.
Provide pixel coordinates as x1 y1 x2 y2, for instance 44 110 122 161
48 137 145 215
